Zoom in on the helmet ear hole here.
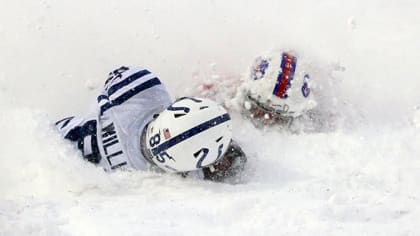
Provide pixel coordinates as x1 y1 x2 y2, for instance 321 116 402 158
200 106 209 110
216 136 223 142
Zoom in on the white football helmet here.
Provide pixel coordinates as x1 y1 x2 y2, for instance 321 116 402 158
144 97 233 172
241 49 316 122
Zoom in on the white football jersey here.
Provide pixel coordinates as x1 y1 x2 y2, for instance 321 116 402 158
56 66 172 171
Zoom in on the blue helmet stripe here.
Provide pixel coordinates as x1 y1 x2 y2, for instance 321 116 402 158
151 113 231 155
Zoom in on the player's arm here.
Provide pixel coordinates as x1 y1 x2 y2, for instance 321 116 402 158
55 116 101 163
55 116 87 141
98 66 164 114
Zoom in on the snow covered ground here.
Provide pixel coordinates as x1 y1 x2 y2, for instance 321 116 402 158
1 0 420 235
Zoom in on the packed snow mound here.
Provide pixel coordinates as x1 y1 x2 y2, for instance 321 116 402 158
1 0 420 235
413 107 420 129
2 108 420 236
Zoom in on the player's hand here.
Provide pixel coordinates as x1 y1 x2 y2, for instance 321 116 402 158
202 141 247 182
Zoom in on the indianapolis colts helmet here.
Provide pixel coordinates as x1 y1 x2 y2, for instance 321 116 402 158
145 97 233 172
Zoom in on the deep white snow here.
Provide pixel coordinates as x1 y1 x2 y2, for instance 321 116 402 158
1 0 420 235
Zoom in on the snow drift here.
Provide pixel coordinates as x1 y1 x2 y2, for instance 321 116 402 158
1 0 420 235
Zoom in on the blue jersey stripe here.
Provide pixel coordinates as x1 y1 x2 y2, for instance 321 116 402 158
55 116 74 127
99 102 113 115
97 94 109 103
107 69 151 96
151 113 231 155
111 77 161 106
100 77 162 114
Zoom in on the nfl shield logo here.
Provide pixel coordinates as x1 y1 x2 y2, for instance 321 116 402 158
163 128 171 139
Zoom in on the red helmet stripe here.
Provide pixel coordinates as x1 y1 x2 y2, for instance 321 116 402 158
272 53 297 99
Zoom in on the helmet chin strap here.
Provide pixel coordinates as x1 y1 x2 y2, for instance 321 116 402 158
140 124 156 165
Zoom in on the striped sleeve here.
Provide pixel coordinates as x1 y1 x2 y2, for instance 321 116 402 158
55 116 85 140
98 66 163 114
55 117 101 164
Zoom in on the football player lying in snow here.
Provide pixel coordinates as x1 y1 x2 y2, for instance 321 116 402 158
55 66 246 182
196 49 329 130
237 49 317 128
